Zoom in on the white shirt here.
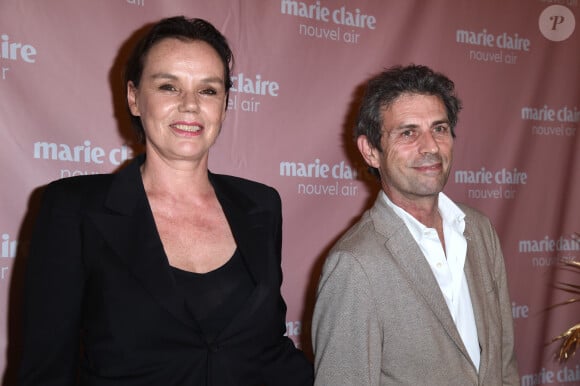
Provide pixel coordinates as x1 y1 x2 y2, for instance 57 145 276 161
382 191 481 371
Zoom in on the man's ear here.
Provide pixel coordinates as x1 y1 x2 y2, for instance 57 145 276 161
357 135 381 169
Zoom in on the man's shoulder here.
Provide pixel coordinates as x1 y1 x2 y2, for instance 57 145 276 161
455 202 494 229
454 202 502 256
332 195 405 252
329 209 396 263
456 201 486 217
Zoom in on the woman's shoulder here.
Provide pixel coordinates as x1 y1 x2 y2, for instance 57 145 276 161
38 173 116 211
46 173 114 193
210 172 279 197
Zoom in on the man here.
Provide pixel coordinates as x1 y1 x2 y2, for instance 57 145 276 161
311 65 519 385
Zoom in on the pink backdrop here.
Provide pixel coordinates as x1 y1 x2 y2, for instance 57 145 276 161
1 0 579 384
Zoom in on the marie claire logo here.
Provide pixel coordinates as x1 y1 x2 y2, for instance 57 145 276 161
522 365 580 385
230 73 279 96
522 105 580 122
519 234 579 268
126 0 144 7
34 140 133 178
455 28 530 65
1 34 37 63
540 0 579 6
285 320 302 337
228 73 279 113
1 33 37 80
522 104 578 137
511 301 529 319
285 320 302 348
454 167 527 200
33 140 132 165
519 235 580 253
1 232 17 280
1 233 16 258
279 158 364 197
281 0 376 44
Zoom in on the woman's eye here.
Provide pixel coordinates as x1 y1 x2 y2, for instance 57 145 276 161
200 88 217 95
159 84 177 92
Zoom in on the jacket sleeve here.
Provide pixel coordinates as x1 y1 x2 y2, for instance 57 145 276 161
489 225 520 385
311 250 382 386
18 181 86 385
261 188 314 386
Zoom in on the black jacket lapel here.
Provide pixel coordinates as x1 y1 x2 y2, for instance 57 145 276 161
88 156 194 329
209 173 277 337
209 172 271 285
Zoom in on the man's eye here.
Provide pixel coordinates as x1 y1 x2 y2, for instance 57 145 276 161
402 130 413 137
434 125 449 133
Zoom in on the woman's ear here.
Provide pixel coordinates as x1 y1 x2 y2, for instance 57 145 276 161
127 81 140 116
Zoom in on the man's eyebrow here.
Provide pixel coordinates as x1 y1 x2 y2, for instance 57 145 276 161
389 119 450 132
394 123 419 130
431 119 451 127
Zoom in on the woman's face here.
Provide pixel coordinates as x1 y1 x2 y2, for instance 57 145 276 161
127 38 227 166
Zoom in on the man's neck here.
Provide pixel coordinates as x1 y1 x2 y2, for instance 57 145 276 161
385 192 440 228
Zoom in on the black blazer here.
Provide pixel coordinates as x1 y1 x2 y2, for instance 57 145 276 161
19 155 313 386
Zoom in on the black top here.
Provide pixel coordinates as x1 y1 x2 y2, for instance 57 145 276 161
171 249 255 342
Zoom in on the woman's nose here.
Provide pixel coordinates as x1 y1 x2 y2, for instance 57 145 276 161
179 92 199 112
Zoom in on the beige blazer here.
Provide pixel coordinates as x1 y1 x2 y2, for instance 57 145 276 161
312 194 519 386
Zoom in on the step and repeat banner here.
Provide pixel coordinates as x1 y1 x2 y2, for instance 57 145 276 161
1 0 579 384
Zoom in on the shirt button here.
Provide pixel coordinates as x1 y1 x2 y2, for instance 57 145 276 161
436 262 443 269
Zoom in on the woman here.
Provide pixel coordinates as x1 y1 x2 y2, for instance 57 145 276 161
19 16 313 385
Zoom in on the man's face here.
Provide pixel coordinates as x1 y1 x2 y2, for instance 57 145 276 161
358 93 454 206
